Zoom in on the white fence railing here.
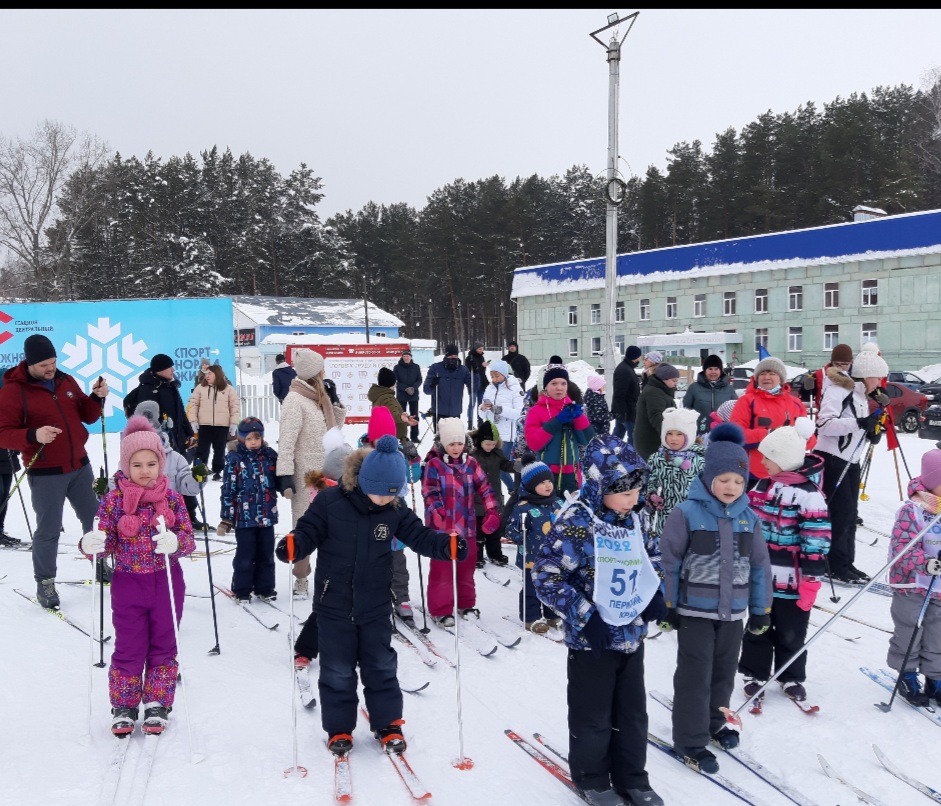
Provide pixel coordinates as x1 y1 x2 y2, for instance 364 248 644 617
238 383 280 424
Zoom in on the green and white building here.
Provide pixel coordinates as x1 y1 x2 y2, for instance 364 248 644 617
510 207 941 372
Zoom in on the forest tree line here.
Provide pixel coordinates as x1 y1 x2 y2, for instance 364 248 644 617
1 78 939 350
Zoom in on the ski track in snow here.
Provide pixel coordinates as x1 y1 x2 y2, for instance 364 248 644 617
4 419 941 804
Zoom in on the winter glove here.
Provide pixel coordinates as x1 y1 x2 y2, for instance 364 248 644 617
555 405 577 425
80 530 107 556
709 411 724 430
658 608 681 632
796 578 821 611
277 475 295 499
925 558 941 576
190 423 199 433
802 374 816 391
407 459 422 484
93 476 109 497
482 510 501 534
492 404 503 417
401 440 419 461
153 530 179 556
322 377 340 405
641 590 667 624
448 534 468 561
871 389 890 409
746 614 771 635
647 492 665 511
581 610 610 652
217 521 232 537
191 462 210 483
405 386 415 396
227 424 236 437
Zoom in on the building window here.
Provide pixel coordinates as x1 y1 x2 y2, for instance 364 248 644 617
615 301 625 323
568 305 578 326
374 331 386 338
754 288 768 314
723 291 736 316
788 326 803 352
591 336 602 355
861 279 878 307
788 285 803 311
590 303 601 324
614 334 625 354
824 282 839 309
755 328 768 353
666 297 677 319
693 294 706 317
823 324 839 350
862 322 878 342
568 338 578 357
639 299 650 321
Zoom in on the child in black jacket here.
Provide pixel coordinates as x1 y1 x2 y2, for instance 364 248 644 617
470 421 513 567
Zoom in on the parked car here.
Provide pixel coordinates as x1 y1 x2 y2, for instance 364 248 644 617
887 370 928 392
916 378 941 404
789 379 928 432
919 405 941 441
729 366 754 396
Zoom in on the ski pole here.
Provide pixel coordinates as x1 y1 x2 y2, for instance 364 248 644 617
520 518 527 631
823 557 841 603
409 480 430 634
858 444 875 501
154 515 202 764
0 447 42 522
8 448 33 540
449 531 473 770
828 431 869 499
284 532 307 778
197 486 221 655
876 568 940 713
725 506 941 724
893 450 904 501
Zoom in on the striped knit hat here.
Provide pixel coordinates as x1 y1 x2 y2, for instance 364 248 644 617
521 459 553 494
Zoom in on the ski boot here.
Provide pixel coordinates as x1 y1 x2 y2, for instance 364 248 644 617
294 655 311 670
0 531 22 547
374 719 407 755
782 681 807 702
618 785 664 806
579 788 626 805
676 745 719 774
142 703 170 735
293 577 309 599
924 677 941 707
328 733 353 756
899 671 929 706
712 726 740 749
743 677 766 700
395 602 415 626
257 591 277 602
525 620 549 634
111 706 139 736
36 578 60 609
96 558 113 584
433 615 455 628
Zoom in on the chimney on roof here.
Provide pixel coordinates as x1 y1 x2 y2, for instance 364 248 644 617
852 205 887 223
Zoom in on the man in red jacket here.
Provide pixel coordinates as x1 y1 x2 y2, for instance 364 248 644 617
0 334 109 608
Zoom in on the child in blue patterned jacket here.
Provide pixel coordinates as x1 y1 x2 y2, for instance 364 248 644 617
217 417 280 601
504 458 563 634
533 434 665 806
659 423 772 775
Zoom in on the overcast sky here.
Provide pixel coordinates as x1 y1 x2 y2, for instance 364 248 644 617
3 9 939 220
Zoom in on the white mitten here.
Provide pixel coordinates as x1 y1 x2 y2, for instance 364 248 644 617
152 515 179 555
81 530 106 555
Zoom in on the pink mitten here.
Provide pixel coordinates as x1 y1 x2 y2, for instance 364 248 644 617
647 493 664 510
796 578 821 611
482 510 501 534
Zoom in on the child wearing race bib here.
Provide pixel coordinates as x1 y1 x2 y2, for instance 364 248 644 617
886 448 941 706
532 434 666 806
644 407 704 540
659 423 772 775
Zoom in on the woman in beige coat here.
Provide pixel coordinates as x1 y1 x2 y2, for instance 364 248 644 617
276 348 347 597
187 364 241 480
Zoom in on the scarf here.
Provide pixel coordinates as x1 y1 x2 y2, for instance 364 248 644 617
915 491 941 516
289 377 337 430
116 474 175 538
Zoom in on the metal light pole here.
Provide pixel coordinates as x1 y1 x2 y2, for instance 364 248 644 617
590 11 638 408
363 273 371 344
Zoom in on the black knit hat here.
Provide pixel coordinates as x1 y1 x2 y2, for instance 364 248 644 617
444 344 459 357
548 355 563 365
23 334 56 366
378 367 396 387
150 353 174 372
625 345 642 362
543 366 569 387
702 354 724 371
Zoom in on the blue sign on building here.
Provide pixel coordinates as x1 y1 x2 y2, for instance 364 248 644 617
0 298 234 431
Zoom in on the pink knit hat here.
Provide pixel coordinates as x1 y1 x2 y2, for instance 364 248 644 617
119 415 166 477
367 405 397 444
921 450 941 492
586 374 606 393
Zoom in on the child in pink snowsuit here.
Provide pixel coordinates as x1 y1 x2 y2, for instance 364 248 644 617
422 418 500 626
81 415 195 736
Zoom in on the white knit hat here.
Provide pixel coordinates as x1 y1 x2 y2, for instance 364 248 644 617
660 407 699 450
758 417 815 472
850 342 889 380
292 348 325 381
437 417 466 447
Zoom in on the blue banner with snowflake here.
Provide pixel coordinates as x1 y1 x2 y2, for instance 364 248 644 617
0 298 235 430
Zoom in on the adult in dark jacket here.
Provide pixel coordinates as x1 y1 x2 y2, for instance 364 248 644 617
501 341 531 387
465 341 490 428
0 335 108 606
275 436 463 754
393 349 422 441
633 364 681 461
611 345 642 443
423 344 471 434
682 354 738 436
272 354 297 404
123 354 194 455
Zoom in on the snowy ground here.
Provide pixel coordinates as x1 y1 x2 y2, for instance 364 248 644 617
3 415 941 804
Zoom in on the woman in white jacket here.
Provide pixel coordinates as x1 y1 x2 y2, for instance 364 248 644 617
479 359 525 492
275 348 347 597
187 364 240 481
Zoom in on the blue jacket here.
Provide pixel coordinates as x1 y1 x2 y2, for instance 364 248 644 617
505 494 562 569
272 363 297 403
220 443 280 529
423 358 470 418
393 358 423 402
660 476 772 621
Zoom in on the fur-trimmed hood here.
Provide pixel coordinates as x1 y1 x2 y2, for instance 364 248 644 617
826 365 855 391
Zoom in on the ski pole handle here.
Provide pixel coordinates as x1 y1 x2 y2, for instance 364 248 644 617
450 532 458 562
286 532 295 563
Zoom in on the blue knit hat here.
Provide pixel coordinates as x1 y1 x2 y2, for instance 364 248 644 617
359 434 407 496
702 423 749 491
521 459 553 494
237 417 264 441
489 359 511 379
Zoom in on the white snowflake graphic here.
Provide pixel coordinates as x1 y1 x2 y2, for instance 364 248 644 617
60 318 149 417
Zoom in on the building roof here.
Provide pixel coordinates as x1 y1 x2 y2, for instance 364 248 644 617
232 295 404 328
510 208 941 299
